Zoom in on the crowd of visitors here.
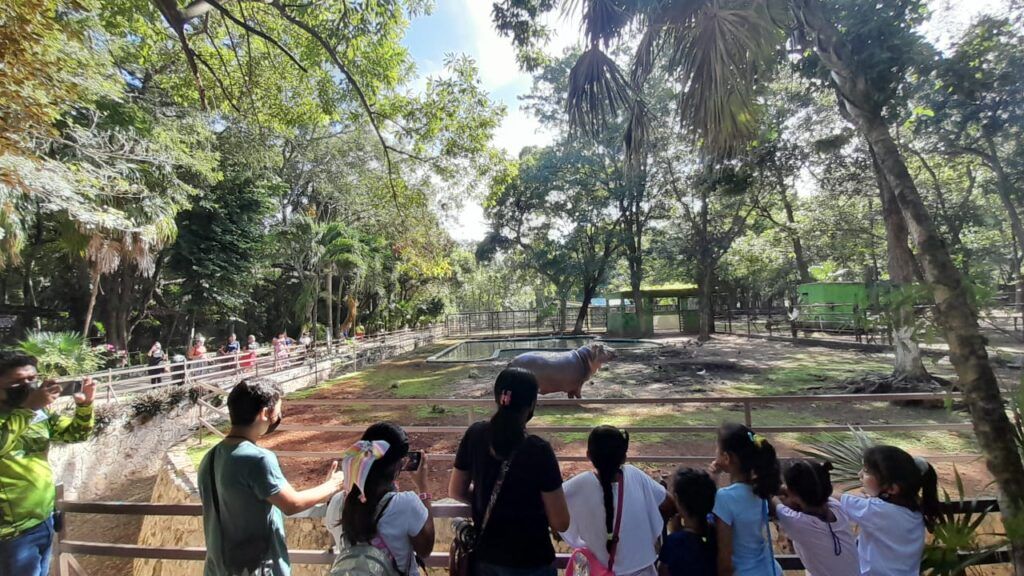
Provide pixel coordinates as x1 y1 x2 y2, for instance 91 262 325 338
0 352 943 576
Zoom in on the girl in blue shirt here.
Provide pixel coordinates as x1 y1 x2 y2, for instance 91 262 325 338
710 424 781 576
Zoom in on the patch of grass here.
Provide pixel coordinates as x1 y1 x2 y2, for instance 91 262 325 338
785 430 977 455
739 356 894 395
186 423 229 470
298 363 475 398
411 404 471 419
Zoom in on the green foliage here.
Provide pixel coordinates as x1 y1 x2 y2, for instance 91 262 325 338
17 331 105 379
795 428 875 486
922 467 1001 575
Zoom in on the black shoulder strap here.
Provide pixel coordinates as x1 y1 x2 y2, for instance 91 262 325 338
480 448 517 535
207 444 223 520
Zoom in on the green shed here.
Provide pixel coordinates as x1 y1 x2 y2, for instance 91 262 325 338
607 284 700 337
796 282 874 331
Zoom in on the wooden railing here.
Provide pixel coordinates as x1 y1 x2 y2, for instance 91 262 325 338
48 325 445 402
52 486 1009 574
187 391 981 464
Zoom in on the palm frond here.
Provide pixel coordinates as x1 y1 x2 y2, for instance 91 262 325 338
567 0 633 47
566 45 634 137
17 330 105 378
794 427 875 486
630 24 663 88
670 2 782 157
623 96 650 168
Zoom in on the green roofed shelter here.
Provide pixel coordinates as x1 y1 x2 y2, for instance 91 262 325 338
605 283 700 337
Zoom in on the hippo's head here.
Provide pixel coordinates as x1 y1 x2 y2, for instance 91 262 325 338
585 342 616 370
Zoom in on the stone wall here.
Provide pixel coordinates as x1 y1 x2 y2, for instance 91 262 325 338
133 444 334 576
51 356 343 501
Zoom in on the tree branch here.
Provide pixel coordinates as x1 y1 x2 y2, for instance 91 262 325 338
269 0 400 202
204 0 309 73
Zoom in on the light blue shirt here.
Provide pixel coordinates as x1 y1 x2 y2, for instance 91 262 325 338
198 440 290 576
712 483 781 576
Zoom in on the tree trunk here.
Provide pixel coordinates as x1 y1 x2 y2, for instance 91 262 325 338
871 144 929 380
698 265 714 342
559 297 568 333
326 266 334 346
780 190 812 283
794 4 1024 565
574 285 596 335
985 137 1024 261
82 268 101 339
311 273 319 342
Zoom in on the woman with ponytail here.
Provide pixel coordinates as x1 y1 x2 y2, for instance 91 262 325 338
324 422 435 576
448 368 569 576
560 426 675 576
840 445 939 576
711 423 782 576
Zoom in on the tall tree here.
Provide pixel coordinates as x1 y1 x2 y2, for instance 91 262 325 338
495 0 1024 560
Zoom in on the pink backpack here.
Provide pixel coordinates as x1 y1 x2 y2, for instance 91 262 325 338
565 475 625 576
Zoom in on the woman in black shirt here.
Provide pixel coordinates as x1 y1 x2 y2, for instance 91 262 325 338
448 367 569 576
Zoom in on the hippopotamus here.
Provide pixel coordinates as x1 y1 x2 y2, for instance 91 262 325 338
508 343 616 398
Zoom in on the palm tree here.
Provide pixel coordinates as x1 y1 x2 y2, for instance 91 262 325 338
556 0 1024 565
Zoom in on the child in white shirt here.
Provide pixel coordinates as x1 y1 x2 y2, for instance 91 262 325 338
774 460 858 576
840 446 939 576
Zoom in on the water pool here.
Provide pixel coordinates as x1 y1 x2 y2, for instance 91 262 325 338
427 335 662 363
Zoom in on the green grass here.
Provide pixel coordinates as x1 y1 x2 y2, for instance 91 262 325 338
186 423 228 469
410 403 471 419
729 355 894 395
292 363 474 399
533 405 825 443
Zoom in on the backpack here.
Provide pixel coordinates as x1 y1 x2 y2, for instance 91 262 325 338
330 494 407 576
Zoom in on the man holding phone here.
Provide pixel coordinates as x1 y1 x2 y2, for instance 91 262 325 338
0 352 96 576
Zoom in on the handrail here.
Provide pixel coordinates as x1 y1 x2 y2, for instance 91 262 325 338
48 324 444 398
285 391 963 406
53 497 1007 571
273 422 974 434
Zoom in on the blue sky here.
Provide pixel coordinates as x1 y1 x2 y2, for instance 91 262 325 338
404 0 1004 242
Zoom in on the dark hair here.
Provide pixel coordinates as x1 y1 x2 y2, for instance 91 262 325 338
588 425 629 551
863 445 939 530
340 422 410 544
489 368 539 459
226 378 282 426
672 467 717 536
0 352 38 376
784 460 834 508
718 423 781 499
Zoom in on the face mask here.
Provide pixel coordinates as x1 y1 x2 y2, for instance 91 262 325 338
266 413 283 434
2 384 31 409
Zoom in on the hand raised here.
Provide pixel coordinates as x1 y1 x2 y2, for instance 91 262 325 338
74 376 96 406
24 382 61 411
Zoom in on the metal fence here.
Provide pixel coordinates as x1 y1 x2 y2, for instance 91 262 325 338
444 307 609 337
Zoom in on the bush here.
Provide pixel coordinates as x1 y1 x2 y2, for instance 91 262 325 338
17 331 105 379
129 393 168 421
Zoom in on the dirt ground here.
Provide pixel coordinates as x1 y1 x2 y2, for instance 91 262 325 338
259 334 1019 500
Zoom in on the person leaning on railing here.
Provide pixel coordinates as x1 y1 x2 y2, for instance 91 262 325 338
0 351 96 576
198 378 344 576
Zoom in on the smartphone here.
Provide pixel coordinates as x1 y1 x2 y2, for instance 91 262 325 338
403 451 423 472
58 381 83 397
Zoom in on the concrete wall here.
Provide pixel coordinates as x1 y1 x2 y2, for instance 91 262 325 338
133 444 334 576
52 356 343 501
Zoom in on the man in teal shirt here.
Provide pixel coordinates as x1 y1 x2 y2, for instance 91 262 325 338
0 352 95 576
198 378 343 575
